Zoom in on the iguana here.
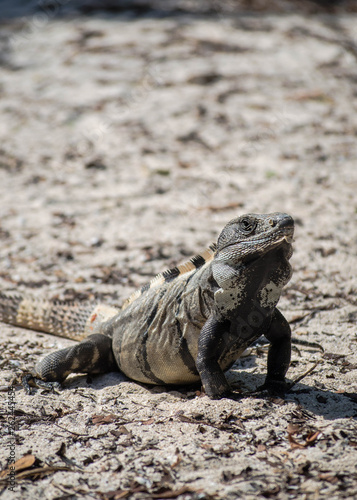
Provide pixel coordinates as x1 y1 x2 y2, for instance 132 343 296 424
0 212 294 398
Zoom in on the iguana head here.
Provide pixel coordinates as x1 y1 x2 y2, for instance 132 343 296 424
216 212 294 260
212 213 294 291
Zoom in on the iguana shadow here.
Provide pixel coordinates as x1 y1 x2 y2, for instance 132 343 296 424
61 367 356 422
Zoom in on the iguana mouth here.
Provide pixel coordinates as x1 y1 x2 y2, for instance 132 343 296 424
272 230 294 246
269 226 294 246
220 229 294 252
283 235 294 244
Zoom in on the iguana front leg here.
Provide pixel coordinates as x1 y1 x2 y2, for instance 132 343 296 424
23 334 117 392
261 308 291 393
196 315 231 399
196 308 292 399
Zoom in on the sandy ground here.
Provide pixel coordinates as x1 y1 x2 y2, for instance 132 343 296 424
0 1 356 499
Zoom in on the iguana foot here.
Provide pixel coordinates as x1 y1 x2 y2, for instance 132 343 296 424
22 373 62 395
202 386 243 401
205 390 231 400
201 380 232 399
254 379 291 397
224 390 243 401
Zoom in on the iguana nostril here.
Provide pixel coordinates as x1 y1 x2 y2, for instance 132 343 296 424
279 216 294 229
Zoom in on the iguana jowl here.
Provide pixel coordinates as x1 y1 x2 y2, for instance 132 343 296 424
0 213 294 398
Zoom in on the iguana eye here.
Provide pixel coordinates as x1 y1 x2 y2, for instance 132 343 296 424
240 217 256 233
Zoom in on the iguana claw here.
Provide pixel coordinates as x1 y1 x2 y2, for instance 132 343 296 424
22 373 62 395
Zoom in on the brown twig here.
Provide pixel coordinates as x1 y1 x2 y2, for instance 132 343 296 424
289 360 322 390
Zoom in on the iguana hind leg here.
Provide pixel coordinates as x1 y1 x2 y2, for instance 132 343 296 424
30 333 117 383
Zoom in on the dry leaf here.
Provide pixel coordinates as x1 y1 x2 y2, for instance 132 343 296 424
319 473 339 484
141 418 155 425
288 430 321 449
12 454 36 472
151 486 198 498
287 423 302 435
288 434 306 450
0 454 36 479
306 431 320 444
257 444 267 452
91 414 117 425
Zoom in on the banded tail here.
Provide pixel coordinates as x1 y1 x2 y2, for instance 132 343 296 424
0 292 119 341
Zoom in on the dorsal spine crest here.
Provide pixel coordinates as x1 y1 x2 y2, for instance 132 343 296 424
121 243 217 310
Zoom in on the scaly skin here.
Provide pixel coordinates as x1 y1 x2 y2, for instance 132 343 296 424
0 213 294 398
